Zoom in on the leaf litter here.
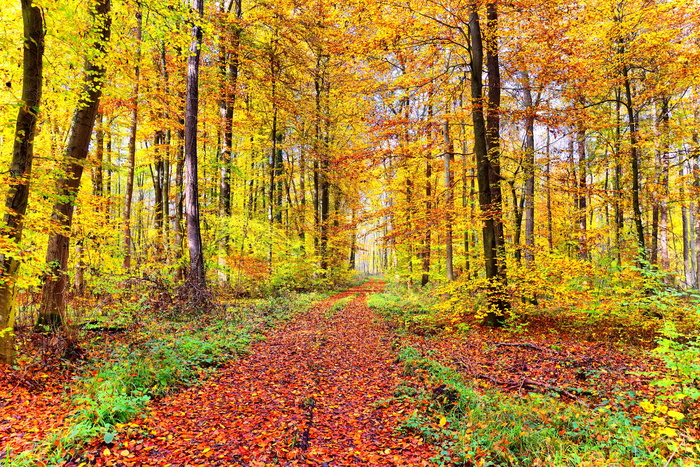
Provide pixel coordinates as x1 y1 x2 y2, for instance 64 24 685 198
70 281 438 466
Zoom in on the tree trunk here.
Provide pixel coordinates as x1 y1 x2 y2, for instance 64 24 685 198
444 117 455 281
546 129 553 253
469 1 508 326
658 98 670 270
174 127 185 281
521 71 536 265
421 152 432 286
184 0 206 288
0 0 44 364
218 0 242 218
623 67 646 264
576 125 588 261
123 8 142 270
92 111 104 196
37 0 111 330
613 94 623 264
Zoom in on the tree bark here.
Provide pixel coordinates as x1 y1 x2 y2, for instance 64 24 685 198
658 98 670 270
92 111 104 196
0 0 44 364
444 117 455 281
521 71 536 265
622 66 646 264
218 0 242 218
469 1 508 326
37 0 111 330
123 7 142 270
184 0 206 288
576 125 588 261
421 152 432 286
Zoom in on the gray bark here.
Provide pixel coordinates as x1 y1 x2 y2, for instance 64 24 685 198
184 0 206 287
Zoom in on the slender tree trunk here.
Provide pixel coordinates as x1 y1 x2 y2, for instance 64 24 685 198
623 67 646 264
152 132 165 237
546 130 553 253
522 71 536 265
421 153 432 286
218 0 242 218
153 44 170 259
0 0 44 364
681 163 691 285
460 120 472 277
123 8 142 270
658 98 670 270
93 111 104 196
444 117 455 281
577 125 588 261
174 127 185 281
37 0 111 330
184 0 206 288
105 122 113 217
613 94 623 263
694 151 700 288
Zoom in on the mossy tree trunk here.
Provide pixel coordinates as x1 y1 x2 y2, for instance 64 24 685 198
0 0 44 364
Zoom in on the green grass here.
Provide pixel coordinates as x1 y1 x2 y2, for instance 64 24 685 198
325 293 356 318
367 289 443 335
394 346 693 467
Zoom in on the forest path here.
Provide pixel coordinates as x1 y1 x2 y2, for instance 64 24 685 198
96 281 436 466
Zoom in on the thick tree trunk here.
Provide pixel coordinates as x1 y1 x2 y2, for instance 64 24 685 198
123 8 142 270
0 0 44 364
37 0 111 330
469 1 508 326
184 0 206 288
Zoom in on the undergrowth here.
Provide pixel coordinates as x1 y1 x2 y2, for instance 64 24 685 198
3 291 325 466
366 288 449 336
325 293 357 318
394 347 698 466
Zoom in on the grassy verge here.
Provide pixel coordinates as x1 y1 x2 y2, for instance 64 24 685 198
394 346 695 466
4 291 326 466
367 289 449 336
324 293 357 318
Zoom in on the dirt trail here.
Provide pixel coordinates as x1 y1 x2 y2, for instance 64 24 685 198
93 281 436 466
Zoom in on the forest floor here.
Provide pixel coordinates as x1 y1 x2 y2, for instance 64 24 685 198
1 280 693 466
